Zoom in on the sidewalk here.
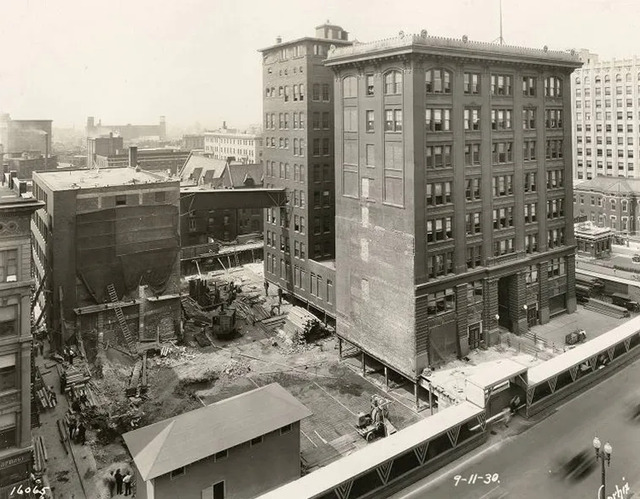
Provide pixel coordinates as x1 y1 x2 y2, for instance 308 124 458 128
33 341 128 499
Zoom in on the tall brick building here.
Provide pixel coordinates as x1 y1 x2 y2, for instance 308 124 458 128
325 32 582 383
259 23 351 316
0 181 43 496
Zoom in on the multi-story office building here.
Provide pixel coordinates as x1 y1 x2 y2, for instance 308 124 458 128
0 181 43 497
326 32 582 384
571 51 640 181
32 167 181 351
259 23 351 317
204 124 263 165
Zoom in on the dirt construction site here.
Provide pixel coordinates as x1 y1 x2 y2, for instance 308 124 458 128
35 261 428 498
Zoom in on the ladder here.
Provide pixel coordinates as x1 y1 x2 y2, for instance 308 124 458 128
106 284 137 354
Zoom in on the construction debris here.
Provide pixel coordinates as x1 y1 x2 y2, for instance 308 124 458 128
126 352 149 397
32 435 48 474
281 307 325 345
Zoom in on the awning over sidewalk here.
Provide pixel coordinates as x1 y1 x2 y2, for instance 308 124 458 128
528 315 640 386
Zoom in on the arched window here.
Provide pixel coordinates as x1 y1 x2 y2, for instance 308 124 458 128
425 68 452 94
342 76 358 98
604 75 610 83
585 76 590 84
575 77 581 85
626 73 632 82
384 70 403 95
616 73 622 82
595 76 601 84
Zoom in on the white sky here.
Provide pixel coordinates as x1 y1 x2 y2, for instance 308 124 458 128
2 0 639 130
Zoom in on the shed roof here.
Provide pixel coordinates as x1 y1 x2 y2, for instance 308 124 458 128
123 383 311 481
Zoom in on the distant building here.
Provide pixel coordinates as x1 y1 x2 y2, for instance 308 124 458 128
87 134 124 167
0 182 43 496
182 134 205 151
31 167 181 351
0 115 52 156
571 51 640 181
86 116 166 141
95 146 189 175
204 123 263 164
123 383 311 499
574 175 640 236
179 155 264 246
4 152 58 180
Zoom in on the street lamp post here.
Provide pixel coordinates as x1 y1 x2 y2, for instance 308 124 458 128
593 436 612 499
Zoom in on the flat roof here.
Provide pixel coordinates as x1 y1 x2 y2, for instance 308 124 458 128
123 383 311 481
256 402 482 499
575 222 613 237
259 36 351 53
527 315 640 385
465 358 528 389
33 167 173 191
325 32 582 68
0 184 43 209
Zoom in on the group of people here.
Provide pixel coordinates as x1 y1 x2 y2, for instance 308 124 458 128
105 469 133 497
67 415 87 445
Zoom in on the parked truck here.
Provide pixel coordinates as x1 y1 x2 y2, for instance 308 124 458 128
611 293 639 312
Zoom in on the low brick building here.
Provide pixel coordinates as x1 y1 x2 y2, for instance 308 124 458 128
123 383 311 499
574 176 640 236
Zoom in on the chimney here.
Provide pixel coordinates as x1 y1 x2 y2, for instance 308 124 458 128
44 133 49 171
129 146 138 168
223 121 227 130
276 36 282 44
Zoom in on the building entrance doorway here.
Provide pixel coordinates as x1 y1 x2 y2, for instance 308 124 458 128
497 275 515 332
527 303 538 328
468 322 482 350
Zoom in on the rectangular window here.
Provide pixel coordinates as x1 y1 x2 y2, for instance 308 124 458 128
0 250 18 282
491 109 513 130
0 413 16 451
425 108 451 132
426 145 453 169
464 73 480 94
522 76 536 96
366 110 375 132
492 142 513 164
491 74 513 96
170 467 185 479
523 108 536 129
366 74 374 96
464 143 481 166
464 108 481 131
545 109 563 129
280 424 293 434
344 108 357 132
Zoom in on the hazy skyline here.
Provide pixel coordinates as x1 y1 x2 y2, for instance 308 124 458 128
2 0 639 131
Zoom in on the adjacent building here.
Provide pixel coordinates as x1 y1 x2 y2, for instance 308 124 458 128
179 155 264 245
4 152 59 180
123 383 312 499
574 175 640 236
571 51 640 181
204 124 263 164
86 116 166 142
94 146 189 175
0 181 43 497
325 32 582 385
31 167 181 351
260 23 351 317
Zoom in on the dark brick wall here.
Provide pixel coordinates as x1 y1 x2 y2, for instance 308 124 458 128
538 261 550 323
456 284 469 357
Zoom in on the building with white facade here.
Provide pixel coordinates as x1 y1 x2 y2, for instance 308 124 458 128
204 124 263 164
572 50 640 181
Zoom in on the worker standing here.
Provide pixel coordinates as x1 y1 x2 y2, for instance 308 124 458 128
264 280 269 297
278 288 283 305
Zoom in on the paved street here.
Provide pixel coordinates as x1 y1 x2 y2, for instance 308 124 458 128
392 358 640 499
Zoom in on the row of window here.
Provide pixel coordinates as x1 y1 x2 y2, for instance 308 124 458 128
575 98 640 110
576 148 635 158
264 84 305 102
576 195 640 211
577 135 635 146
576 123 635 133
423 140 562 169
576 161 636 173
264 112 306 130
263 137 306 157
576 73 640 85
580 212 640 232
265 161 306 182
